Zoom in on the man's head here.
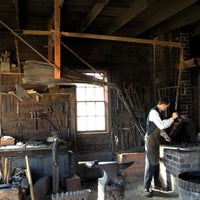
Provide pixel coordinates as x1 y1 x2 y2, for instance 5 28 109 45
157 97 170 111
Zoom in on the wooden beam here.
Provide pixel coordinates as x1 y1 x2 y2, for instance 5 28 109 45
23 29 183 47
48 18 53 62
105 0 154 35
0 74 2 136
79 0 109 32
150 4 200 38
13 0 20 29
23 30 52 35
131 0 199 37
61 31 183 48
52 0 64 24
54 0 61 79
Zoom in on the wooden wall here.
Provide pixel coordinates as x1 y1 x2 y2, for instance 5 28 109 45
0 73 76 145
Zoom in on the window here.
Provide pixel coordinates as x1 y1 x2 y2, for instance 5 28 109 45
76 73 107 132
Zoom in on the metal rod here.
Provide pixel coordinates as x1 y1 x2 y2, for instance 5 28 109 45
61 42 103 78
175 47 184 111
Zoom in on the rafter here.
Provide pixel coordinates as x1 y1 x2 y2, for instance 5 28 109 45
79 0 109 32
131 0 198 37
150 4 200 38
105 0 155 35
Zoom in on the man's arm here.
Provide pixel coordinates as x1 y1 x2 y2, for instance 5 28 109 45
149 110 174 130
160 130 171 142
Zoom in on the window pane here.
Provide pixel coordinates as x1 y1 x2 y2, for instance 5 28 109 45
95 87 104 100
76 87 85 101
86 87 94 100
96 102 105 115
87 117 96 130
77 102 86 116
96 117 105 130
86 102 95 116
77 117 86 131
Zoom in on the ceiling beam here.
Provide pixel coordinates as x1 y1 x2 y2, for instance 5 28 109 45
105 0 155 35
131 0 199 37
149 4 200 38
79 0 109 32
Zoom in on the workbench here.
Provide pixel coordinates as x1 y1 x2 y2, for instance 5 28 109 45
0 143 55 157
0 144 69 199
0 143 69 179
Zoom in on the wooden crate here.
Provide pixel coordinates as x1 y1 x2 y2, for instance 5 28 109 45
0 62 10 72
0 138 15 146
0 188 20 200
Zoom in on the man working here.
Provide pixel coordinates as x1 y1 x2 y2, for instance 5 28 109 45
144 97 178 197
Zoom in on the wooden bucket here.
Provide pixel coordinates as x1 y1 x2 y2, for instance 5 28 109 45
178 171 200 200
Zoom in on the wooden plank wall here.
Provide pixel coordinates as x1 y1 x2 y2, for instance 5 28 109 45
0 74 76 143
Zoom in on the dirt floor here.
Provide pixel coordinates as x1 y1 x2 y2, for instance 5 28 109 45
125 176 180 200
41 176 180 200
85 176 180 200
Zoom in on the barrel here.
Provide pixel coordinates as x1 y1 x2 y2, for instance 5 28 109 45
178 171 200 200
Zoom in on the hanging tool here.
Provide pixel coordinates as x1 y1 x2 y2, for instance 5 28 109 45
52 132 59 193
65 102 72 141
175 47 184 111
107 82 145 139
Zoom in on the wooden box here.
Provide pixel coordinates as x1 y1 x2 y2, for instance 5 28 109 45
0 138 15 146
0 188 20 200
0 61 10 72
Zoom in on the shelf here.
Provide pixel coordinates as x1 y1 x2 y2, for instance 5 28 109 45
0 72 23 75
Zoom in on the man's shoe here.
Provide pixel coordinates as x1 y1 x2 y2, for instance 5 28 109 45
144 189 153 197
153 185 167 191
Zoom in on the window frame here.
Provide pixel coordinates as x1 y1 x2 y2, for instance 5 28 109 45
76 71 108 133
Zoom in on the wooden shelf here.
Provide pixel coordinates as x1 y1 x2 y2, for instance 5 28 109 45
0 72 23 75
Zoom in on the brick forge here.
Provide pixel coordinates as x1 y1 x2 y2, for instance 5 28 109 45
160 145 200 193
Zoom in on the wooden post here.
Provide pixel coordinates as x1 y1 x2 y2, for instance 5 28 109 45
25 155 36 200
54 0 61 79
48 18 53 62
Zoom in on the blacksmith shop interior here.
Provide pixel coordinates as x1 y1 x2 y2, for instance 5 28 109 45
0 1 200 200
